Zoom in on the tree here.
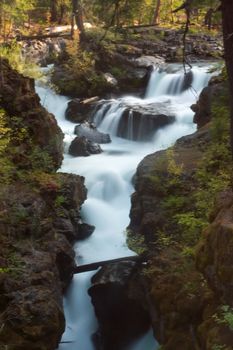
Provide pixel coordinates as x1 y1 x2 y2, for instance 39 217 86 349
221 0 233 156
0 0 35 40
71 0 85 42
50 0 58 22
152 0 161 24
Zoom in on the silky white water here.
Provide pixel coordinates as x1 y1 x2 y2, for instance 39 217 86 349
36 62 215 350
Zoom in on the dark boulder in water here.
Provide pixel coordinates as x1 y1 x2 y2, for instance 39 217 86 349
74 122 111 144
89 261 151 350
65 97 99 123
117 101 175 141
69 136 102 157
181 70 193 92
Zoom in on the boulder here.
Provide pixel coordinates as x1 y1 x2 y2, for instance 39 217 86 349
78 223 95 240
89 261 151 350
191 77 227 128
117 101 175 141
74 122 111 144
133 55 165 68
103 73 118 86
65 97 99 123
69 136 102 157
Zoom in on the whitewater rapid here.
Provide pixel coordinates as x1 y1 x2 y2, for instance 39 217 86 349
36 62 216 350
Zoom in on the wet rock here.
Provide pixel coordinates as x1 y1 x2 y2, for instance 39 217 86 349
191 77 227 128
74 122 111 144
78 223 95 240
117 101 175 141
65 97 99 123
69 136 102 157
89 261 151 350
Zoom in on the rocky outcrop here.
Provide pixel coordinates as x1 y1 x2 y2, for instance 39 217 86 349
69 136 102 157
0 59 63 169
129 126 209 240
89 261 151 350
0 60 88 349
191 76 228 128
127 74 233 350
74 122 111 144
21 38 67 66
65 97 99 123
196 190 233 303
127 126 213 350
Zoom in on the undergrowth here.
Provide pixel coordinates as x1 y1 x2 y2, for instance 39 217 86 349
0 41 42 79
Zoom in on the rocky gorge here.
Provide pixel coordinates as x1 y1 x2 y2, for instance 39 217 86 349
0 27 232 350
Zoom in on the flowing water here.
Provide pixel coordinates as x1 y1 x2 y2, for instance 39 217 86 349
36 62 216 350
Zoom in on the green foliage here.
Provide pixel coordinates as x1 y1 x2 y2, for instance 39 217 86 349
0 42 42 79
213 305 233 331
53 43 111 97
55 195 66 207
212 345 229 350
7 252 26 277
175 212 207 245
126 230 147 255
157 230 173 248
29 145 54 172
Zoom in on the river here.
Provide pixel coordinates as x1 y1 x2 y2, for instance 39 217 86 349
36 62 215 350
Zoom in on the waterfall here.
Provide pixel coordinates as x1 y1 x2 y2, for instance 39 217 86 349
36 62 215 350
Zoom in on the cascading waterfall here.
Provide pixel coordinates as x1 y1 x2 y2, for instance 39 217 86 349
36 62 216 350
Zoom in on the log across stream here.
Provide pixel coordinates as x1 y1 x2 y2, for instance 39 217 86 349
36 62 215 350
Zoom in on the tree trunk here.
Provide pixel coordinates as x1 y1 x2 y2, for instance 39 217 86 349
50 0 58 22
204 8 214 30
152 0 161 25
72 0 85 42
58 5 66 25
170 0 174 23
221 0 233 157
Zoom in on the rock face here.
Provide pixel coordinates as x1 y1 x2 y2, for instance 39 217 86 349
0 173 87 350
191 76 227 129
0 59 63 169
197 190 233 303
127 126 212 350
74 122 111 144
69 136 102 157
129 126 208 239
0 60 87 349
127 77 233 350
89 261 151 350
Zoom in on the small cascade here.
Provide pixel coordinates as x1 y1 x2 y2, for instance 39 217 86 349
92 64 215 142
36 62 215 350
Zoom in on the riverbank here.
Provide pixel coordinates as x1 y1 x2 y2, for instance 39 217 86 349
128 71 233 350
0 60 87 349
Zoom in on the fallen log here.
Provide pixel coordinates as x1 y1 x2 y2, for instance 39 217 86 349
73 255 147 274
15 32 71 41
